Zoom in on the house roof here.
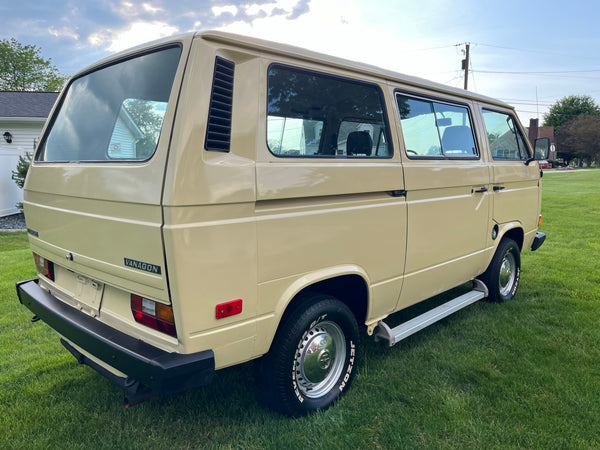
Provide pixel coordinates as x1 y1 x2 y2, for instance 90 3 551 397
0 91 59 119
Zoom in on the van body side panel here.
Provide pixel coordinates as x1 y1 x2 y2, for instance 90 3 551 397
161 205 258 369
254 185 405 288
253 186 407 350
161 38 260 368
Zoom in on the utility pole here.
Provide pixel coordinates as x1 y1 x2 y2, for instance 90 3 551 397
462 43 470 90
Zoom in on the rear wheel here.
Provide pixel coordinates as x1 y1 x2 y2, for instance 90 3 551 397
479 238 521 302
255 293 359 416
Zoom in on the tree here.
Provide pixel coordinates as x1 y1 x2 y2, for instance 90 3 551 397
122 99 165 159
0 38 67 91
555 115 600 167
543 95 600 128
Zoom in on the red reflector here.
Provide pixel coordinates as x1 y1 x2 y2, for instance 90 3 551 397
216 299 242 319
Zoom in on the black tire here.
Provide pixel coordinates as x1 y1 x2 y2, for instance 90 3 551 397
479 238 521 302
255 293 359 417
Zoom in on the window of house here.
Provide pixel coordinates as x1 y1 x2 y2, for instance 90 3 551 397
396 94 478 158
267 65 391 158
482 110 531 160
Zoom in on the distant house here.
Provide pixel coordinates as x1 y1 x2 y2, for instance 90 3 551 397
108 105 145 159
0 91 59 217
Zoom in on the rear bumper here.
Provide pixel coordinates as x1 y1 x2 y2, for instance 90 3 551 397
531 231 546 252
16 279 214 394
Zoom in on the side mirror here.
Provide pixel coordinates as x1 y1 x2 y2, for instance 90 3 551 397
534 137 550 160
525 137 550 165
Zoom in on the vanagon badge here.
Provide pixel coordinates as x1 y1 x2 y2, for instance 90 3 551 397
124 258 161 274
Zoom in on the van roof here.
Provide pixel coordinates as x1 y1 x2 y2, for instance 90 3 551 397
198 30 511 109
75 30 511 111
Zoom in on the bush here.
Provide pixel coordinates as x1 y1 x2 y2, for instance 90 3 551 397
11 152 31 189
11 152 31 210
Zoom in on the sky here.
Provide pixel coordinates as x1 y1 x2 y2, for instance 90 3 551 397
2 0 600 126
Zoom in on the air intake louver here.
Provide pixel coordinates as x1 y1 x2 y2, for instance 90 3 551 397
205 57 235 152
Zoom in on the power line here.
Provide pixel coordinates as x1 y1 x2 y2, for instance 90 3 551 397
474 69 600 75
475 42 600 61
414 44 459 52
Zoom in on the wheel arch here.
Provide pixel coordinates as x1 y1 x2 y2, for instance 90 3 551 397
497 222 524 251
284 274 369 327
265 267 370 354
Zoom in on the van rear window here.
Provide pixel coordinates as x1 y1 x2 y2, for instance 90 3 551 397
37 46 181 162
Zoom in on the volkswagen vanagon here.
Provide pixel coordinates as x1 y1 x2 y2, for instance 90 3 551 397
16 31 548 416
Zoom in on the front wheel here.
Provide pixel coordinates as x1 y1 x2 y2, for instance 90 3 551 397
255 293 359 416
479 238 521 302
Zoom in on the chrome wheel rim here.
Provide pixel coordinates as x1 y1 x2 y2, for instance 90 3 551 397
499 250 516 297
294 321 346 398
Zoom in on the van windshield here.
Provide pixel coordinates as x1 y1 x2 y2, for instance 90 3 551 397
37 46 181 162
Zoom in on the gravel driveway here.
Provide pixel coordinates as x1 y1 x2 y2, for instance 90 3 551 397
0 213 26 231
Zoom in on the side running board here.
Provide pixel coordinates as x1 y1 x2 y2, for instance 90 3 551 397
374 279 489 347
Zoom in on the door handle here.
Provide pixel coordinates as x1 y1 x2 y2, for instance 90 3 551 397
387 190 407 197
473 187 488 193
493 186 505 191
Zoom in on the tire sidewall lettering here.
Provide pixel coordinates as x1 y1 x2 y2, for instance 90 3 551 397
509 266 520 297
292 310 356 408
339 340 355 392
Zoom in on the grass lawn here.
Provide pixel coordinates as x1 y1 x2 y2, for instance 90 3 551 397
1 170 599 449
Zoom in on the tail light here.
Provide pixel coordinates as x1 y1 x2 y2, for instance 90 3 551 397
33 253 54 281
131 294 177 337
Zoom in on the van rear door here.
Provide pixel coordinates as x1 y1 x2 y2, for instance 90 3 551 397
24 44 186 308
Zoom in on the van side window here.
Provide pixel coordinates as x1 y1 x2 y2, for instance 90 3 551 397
482 110 531 160
267 65 391 158
397 94 478 158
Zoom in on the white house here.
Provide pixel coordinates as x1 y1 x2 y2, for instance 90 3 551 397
108 104 145 159
0 91 58 217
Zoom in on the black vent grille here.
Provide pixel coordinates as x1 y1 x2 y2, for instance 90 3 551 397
205 57 235 152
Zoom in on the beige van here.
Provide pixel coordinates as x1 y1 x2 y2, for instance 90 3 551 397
16 31 548 416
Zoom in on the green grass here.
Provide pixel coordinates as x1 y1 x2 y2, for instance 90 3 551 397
1 171 600 449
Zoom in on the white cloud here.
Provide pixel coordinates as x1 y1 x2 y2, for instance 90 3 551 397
217 0 463 87
142 3 162 14
114 1 136 16
219 0 393 69
48 26 80 40
246 3 276 16
212 5 238 17
88 21 179 53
